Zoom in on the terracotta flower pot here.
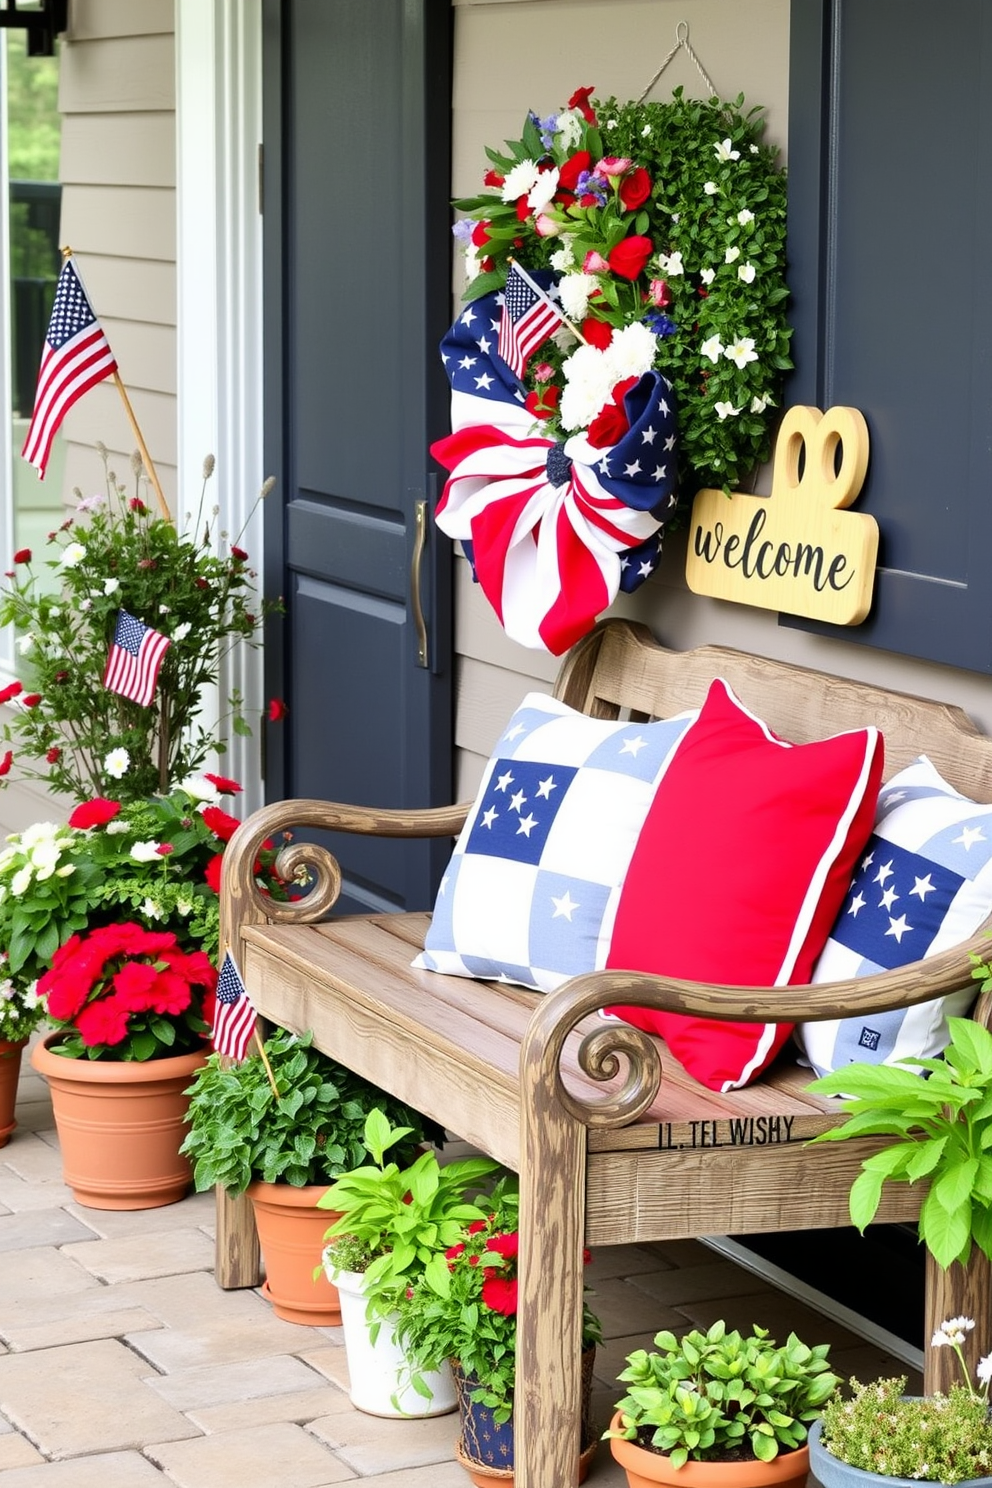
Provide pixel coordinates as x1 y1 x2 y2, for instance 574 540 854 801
30 1032 207 1209
246 1180 342 1326
609 1413 810 1488
0 1038 27 1148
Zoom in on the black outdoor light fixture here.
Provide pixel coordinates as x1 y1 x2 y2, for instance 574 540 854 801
0 0 67 57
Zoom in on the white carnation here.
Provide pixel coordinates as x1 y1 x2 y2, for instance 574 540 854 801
558 273 599 322
500 160 541 203
550 243 575 273
527 167 560 215
559 345 617 433
604 322 658 383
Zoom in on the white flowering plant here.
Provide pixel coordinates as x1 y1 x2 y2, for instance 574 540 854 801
0 776 290 1058
0 451 283 804
453 85 791 494
816 1319 992 1484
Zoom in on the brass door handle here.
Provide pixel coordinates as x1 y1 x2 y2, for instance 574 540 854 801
410 499 429 668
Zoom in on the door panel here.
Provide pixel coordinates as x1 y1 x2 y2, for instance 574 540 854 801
787 0 992 671
263 0 453 913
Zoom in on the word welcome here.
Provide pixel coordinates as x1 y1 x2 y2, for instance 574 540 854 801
684 405 878 626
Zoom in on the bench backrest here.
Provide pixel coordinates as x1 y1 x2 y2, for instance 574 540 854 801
557 620 992 801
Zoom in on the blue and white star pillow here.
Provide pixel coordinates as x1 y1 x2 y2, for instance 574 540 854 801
413 693 696 991
798 756 992 1077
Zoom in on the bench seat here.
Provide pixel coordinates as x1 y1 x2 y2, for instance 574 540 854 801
218 619 992 1488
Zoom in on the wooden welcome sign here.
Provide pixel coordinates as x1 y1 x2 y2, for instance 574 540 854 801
684 405 878 625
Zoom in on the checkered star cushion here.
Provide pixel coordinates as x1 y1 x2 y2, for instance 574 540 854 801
414 694 697 992
798 756 992 1079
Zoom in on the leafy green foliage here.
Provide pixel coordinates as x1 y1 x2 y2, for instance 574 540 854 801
5 31 60 182
808 1016 992 1269
394 1177 601 1423
607 1320 839 1466
819 1376 992 1485
0 456 281 801
179 1030 433 1195
319 1108 499 1323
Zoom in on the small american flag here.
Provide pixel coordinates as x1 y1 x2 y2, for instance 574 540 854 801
22 257 118 479
497 261 563 378
103 609 171 707
212 951 257 1061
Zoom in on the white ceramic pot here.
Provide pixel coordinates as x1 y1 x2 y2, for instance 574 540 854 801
323 1251 457 1418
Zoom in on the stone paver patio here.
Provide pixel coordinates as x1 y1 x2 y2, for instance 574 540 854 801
0 1041 919 1486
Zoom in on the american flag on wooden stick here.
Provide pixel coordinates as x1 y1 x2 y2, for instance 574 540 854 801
212 951 257 1061
21 256 118 478
496 260 564 378
103 609 171 707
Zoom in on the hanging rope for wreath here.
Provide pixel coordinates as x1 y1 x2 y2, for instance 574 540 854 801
432 66 792 654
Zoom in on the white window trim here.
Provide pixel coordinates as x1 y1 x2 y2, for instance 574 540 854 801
175 0 266 812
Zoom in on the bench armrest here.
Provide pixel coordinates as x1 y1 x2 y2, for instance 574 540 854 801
521 926 992 1131
221 797 470 933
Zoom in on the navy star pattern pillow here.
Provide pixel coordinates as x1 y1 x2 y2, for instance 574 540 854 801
414 694 696 991
798 756 992 1077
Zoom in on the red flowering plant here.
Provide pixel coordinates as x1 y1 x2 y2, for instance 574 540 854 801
0 449 283 803
393 1176 602 1423
451 85 791 493
0 774 290 1059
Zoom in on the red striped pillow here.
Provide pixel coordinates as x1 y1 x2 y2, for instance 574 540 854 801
606 678 884 1091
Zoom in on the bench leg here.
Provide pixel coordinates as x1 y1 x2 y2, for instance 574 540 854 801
214 1186 263 1288
516 1101 586 1488
924 1248 992 1392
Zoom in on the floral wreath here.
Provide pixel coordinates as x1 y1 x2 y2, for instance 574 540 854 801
431 85 791 654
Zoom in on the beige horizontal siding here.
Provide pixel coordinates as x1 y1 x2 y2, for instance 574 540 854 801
59 184 176 261
59 112 175 188
66 0 174 42
58 33 175 113
64 254 175 326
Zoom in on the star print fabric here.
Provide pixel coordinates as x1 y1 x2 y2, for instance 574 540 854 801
799 756 992 1079
413 693 696 992
431 283 679 655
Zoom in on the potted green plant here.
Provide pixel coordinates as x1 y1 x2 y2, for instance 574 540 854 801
393 1174 602 1485
318 1107 499 1418
180 1028 433 1326
809 1320 992 1487
20 779 286 1209
802 1014 992 1486
606 1320 840 1488
0 455 281 800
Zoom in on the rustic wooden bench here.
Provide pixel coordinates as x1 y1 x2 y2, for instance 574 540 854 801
217 617 992 1488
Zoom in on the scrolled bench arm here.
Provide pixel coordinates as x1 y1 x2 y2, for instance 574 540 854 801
520 920 992 1133
221 797 471 934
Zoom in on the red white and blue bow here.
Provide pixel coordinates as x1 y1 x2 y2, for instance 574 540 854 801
432 285 680 655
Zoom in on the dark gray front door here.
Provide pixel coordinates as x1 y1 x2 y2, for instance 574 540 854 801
262 0 453 912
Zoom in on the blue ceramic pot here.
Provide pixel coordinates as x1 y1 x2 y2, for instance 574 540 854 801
809 1417 992 1488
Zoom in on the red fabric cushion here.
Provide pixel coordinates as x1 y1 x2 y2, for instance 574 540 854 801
606 678 884 1091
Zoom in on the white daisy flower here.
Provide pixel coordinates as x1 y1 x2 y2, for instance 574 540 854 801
104 747 130 780
59 542 87 569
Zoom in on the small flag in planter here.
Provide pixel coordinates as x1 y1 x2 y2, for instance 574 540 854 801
212 951 257 1061
103 609 171 707
22 256 118 478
